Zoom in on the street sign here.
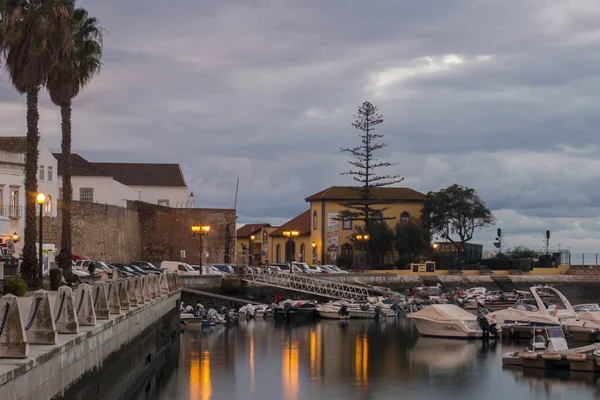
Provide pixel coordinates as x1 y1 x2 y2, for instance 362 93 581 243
296 252 302 259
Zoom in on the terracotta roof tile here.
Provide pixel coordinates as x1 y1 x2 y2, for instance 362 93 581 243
270 210 311 236
54 153 112 177
90 162 187 187
236 223 271 238
0 136 27 153
305 186 425 202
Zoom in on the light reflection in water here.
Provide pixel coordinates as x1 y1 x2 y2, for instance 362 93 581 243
201 351 211 400
249 333 255 393
310 330 316 379
189 352 200 400
354 334 368 387
282 340 299 400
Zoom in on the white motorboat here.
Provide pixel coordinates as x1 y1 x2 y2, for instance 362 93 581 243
317 304 350 319
349 308 377 319
408 304 500 339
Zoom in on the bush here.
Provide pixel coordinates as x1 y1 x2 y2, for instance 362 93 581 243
2 277 28 296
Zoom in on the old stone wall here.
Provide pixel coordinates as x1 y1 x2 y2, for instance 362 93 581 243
132 202 236 265
43 201 142 262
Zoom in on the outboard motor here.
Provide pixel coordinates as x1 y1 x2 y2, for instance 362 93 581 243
338 304 350 316
284 302 293 311
477 316 491 339
374 305 382 320
360 303 370 312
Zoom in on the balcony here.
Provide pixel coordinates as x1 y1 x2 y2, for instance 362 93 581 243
0 205 22 219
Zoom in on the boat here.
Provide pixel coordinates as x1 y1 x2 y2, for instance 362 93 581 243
408 304 500 339
502 326 569 367
274 300 318 321
317 304 350 319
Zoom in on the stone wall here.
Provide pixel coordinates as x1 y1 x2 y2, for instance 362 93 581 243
43 201 142 262
133 202 236 265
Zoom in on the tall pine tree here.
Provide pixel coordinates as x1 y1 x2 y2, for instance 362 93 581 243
340 101 404 232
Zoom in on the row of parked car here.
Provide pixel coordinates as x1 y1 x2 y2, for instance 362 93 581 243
70 260 167 278
186 262 349 275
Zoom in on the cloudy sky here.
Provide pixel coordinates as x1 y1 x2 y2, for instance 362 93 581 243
1 0 600 253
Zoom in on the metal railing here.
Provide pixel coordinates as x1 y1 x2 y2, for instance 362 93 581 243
241 270 370 302
0 205 21 219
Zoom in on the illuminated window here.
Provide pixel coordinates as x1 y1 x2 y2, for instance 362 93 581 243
400 212 410 224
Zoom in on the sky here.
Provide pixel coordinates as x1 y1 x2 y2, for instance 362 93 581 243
1 0 600 253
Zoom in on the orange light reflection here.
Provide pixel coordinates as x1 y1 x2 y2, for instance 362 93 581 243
250 333 255 393
201 351 212 400
282 340 299 400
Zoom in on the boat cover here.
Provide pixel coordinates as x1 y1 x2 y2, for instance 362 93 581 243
410 304 477 321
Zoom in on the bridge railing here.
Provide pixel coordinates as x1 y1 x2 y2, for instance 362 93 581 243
242 270 370 302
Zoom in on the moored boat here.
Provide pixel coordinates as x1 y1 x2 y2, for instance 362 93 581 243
317 304 350 319
408 304 500 339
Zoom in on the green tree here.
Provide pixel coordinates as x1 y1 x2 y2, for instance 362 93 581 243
47 7 103 278
506 246 538 260
395 218 430 258
421 184 495 257
350 222 395 267
0 0 73 286
340 101 403 232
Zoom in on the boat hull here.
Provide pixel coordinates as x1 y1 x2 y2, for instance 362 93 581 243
349 309 377 319
318 310 350 319
410 318 483 339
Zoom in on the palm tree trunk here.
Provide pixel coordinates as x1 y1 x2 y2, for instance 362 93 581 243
57 101 73 276
22 87 41 287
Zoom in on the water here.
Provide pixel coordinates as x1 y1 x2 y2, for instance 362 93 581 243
131 319 600 400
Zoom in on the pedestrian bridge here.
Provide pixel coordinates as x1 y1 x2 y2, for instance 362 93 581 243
241 271 370 302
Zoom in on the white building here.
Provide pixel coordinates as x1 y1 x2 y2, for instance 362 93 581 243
55 154 188 207
0 136 59 244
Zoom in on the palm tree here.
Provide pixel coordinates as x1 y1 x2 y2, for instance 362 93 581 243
47 7 102 279
0 0 73 286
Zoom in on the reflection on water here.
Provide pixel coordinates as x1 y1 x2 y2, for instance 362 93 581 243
133 319 598 400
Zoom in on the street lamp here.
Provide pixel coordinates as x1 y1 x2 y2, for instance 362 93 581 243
191 224 210 272
355 233 370 269
432 243 439 250
12 232 19 242
283 230 299 272
249 234 255 266
36 192 45 285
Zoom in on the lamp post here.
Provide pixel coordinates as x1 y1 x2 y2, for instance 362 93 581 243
311 241 317 264
249 234 255 267
283 230 299 272
36 192 45 285
191 224 210 273
355 234 370 270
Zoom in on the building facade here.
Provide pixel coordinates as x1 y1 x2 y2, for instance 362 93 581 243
235 223 275 265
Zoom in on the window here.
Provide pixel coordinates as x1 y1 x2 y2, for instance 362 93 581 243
342 243 353 258
158 200 169 207
10 188 19 217
400 212 410 224
313 210 317 230
80 188 94 203
47 166 53 182
39 166 45 181
342 214 352 230
300 243 305 262
45 195 52 216
276 244 281 263
373 211 384 221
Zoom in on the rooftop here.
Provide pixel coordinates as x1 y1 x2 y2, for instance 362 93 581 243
91 162 187 187
54 153 112 177
236 223 271 238
270 210 311 236
305 186 426 202
0 136 27 153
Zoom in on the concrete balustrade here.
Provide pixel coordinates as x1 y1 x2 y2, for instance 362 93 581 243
127 278 138 308
174 273 181 290
134 277 145 305
142 276 151 302
25 289 57 345
107 280 121 315
112 268 122 280
92 281 110 320
166 273 174 292
0 294 28 358
117 279 130 311
149 275 157 300
76 283 97 326
54 286 79 334
159 274 169 296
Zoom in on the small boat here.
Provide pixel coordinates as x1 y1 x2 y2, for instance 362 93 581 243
502 326 569 367
317 304 350 319
349 304 378 319
408 304 500 339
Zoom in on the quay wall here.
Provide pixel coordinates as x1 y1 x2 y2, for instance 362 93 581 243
0 291 181 400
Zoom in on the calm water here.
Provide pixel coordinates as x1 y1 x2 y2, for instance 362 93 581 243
132 319 599 400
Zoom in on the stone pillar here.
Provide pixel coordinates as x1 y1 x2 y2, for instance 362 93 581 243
159 274 169 296
142 276 151 303
174 273 181 290
92 281 109 320
112 268 122 280
135 277 145 305
24 289 57 345
75 283 97 326
0 294 28 358
107 280 121 315
117 279 130 311
149 276 157 300
54 286 79 334
127 278 138 308
166 273 174 292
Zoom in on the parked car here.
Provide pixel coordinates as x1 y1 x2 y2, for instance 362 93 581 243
128 265 151 275
111 263 143 276
75 260 113 276
212 264 234 274
130 261 165 274
161 261 199 276
266 264 282 272
277 263 303 273
107 264 137 277
322 265 348 273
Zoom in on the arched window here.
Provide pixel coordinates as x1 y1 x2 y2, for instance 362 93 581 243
342 243 353 259
276 244 281 263
45 195 52 216
313 210 318 230
400 212 410 224
342 212 352 230
373 211 384 221
300 243 305 262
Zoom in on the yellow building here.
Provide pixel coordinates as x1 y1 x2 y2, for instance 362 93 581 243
236 223 278 265
305 186 425 264
269 211 313 263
